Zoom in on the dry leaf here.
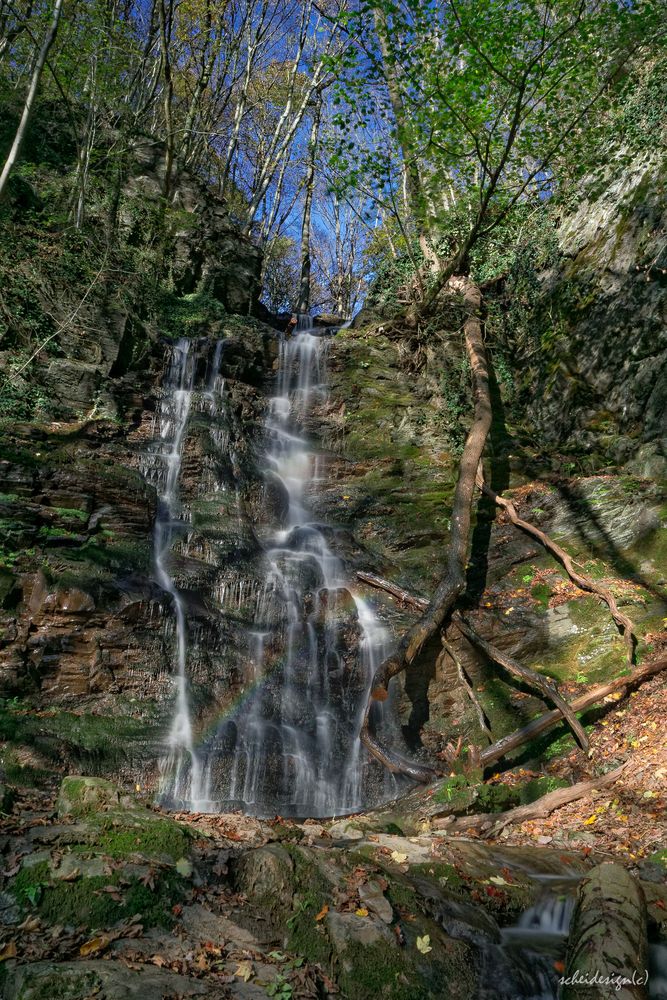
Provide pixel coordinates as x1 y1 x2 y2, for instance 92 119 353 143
235 960 253 982
355 907 369 917
151 954 167 968
416 935 432 954
489 876 509 886
59 867 81 882
80 934 113 957
0 941 17 961
315 904 329 922
390 851 408 864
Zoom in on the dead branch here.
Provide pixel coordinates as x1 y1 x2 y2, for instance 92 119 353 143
356 571 428 612
440 637 493 742
435 761 628 835
477 475 636 665
480 654 667 768
453 612 590 752
360 277 492 782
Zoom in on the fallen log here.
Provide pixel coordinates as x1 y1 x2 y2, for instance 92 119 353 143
477 475 637 665
480 654 667 768
454 612 589 752
434 761 627 834
563 862 648 1000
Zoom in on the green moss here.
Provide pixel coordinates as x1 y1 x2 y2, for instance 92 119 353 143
10 854 184 930
0 707 156 770
408 862 463 889
284 847 331 967
93 817 190 861
11 967 103 1000
37 870 183 930
431 774 475 810
648 850 667 869
531 583 552 609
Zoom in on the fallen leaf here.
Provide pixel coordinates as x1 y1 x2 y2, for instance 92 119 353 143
355 907 369 917
416 934 432 954
390 851 408 864
235 960 253 982
489 876 509 886
80 934 113 957
315 904 329 922
151 954 167 968
0 941 17 961
58 867 81 882
553 960 565 974
175 857 192 877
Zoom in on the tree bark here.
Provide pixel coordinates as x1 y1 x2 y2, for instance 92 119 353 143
0 0 64 200
360 277 491 781
296 94 322 315
564 863 648 1000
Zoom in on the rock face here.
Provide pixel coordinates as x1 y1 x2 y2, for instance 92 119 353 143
530 151 667 474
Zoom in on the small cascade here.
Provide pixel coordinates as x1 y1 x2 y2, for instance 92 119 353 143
143 337 227 809
198 319 398 817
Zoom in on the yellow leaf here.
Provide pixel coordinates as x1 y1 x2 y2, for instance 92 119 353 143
489 876 509 886
235 961 253 982
390 851 408 864
79 934 112 957
504 608 514 615
0 941 17 961
315 904 329 922
416 935 432 954
355 907 369 917
584 815 597 826
342 495 351 500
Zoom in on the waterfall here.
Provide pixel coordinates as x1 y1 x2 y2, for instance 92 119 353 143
201 321 397 817
143 337 226 810
145 324 399 817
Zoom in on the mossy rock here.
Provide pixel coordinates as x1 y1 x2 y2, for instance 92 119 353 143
57 776 131 817
2 959 208 1000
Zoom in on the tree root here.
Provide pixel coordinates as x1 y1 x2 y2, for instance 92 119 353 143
480 654 667 768
440 636 493 743
435 762 628 836
359 277 492 783
453 612 590 752
477 474 637 665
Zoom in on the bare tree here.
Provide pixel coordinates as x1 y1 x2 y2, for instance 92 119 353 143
0 0 64 200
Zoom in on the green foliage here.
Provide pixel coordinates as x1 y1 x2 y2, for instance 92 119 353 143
156 289 227 339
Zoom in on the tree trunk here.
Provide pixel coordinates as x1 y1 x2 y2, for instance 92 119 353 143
360 276 491 780
296 95 322 315
0 0 64 200
563 863 648 1000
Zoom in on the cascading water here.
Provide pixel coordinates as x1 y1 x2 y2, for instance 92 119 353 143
197 318 399 817
143 337 227 809
144 323 399 817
